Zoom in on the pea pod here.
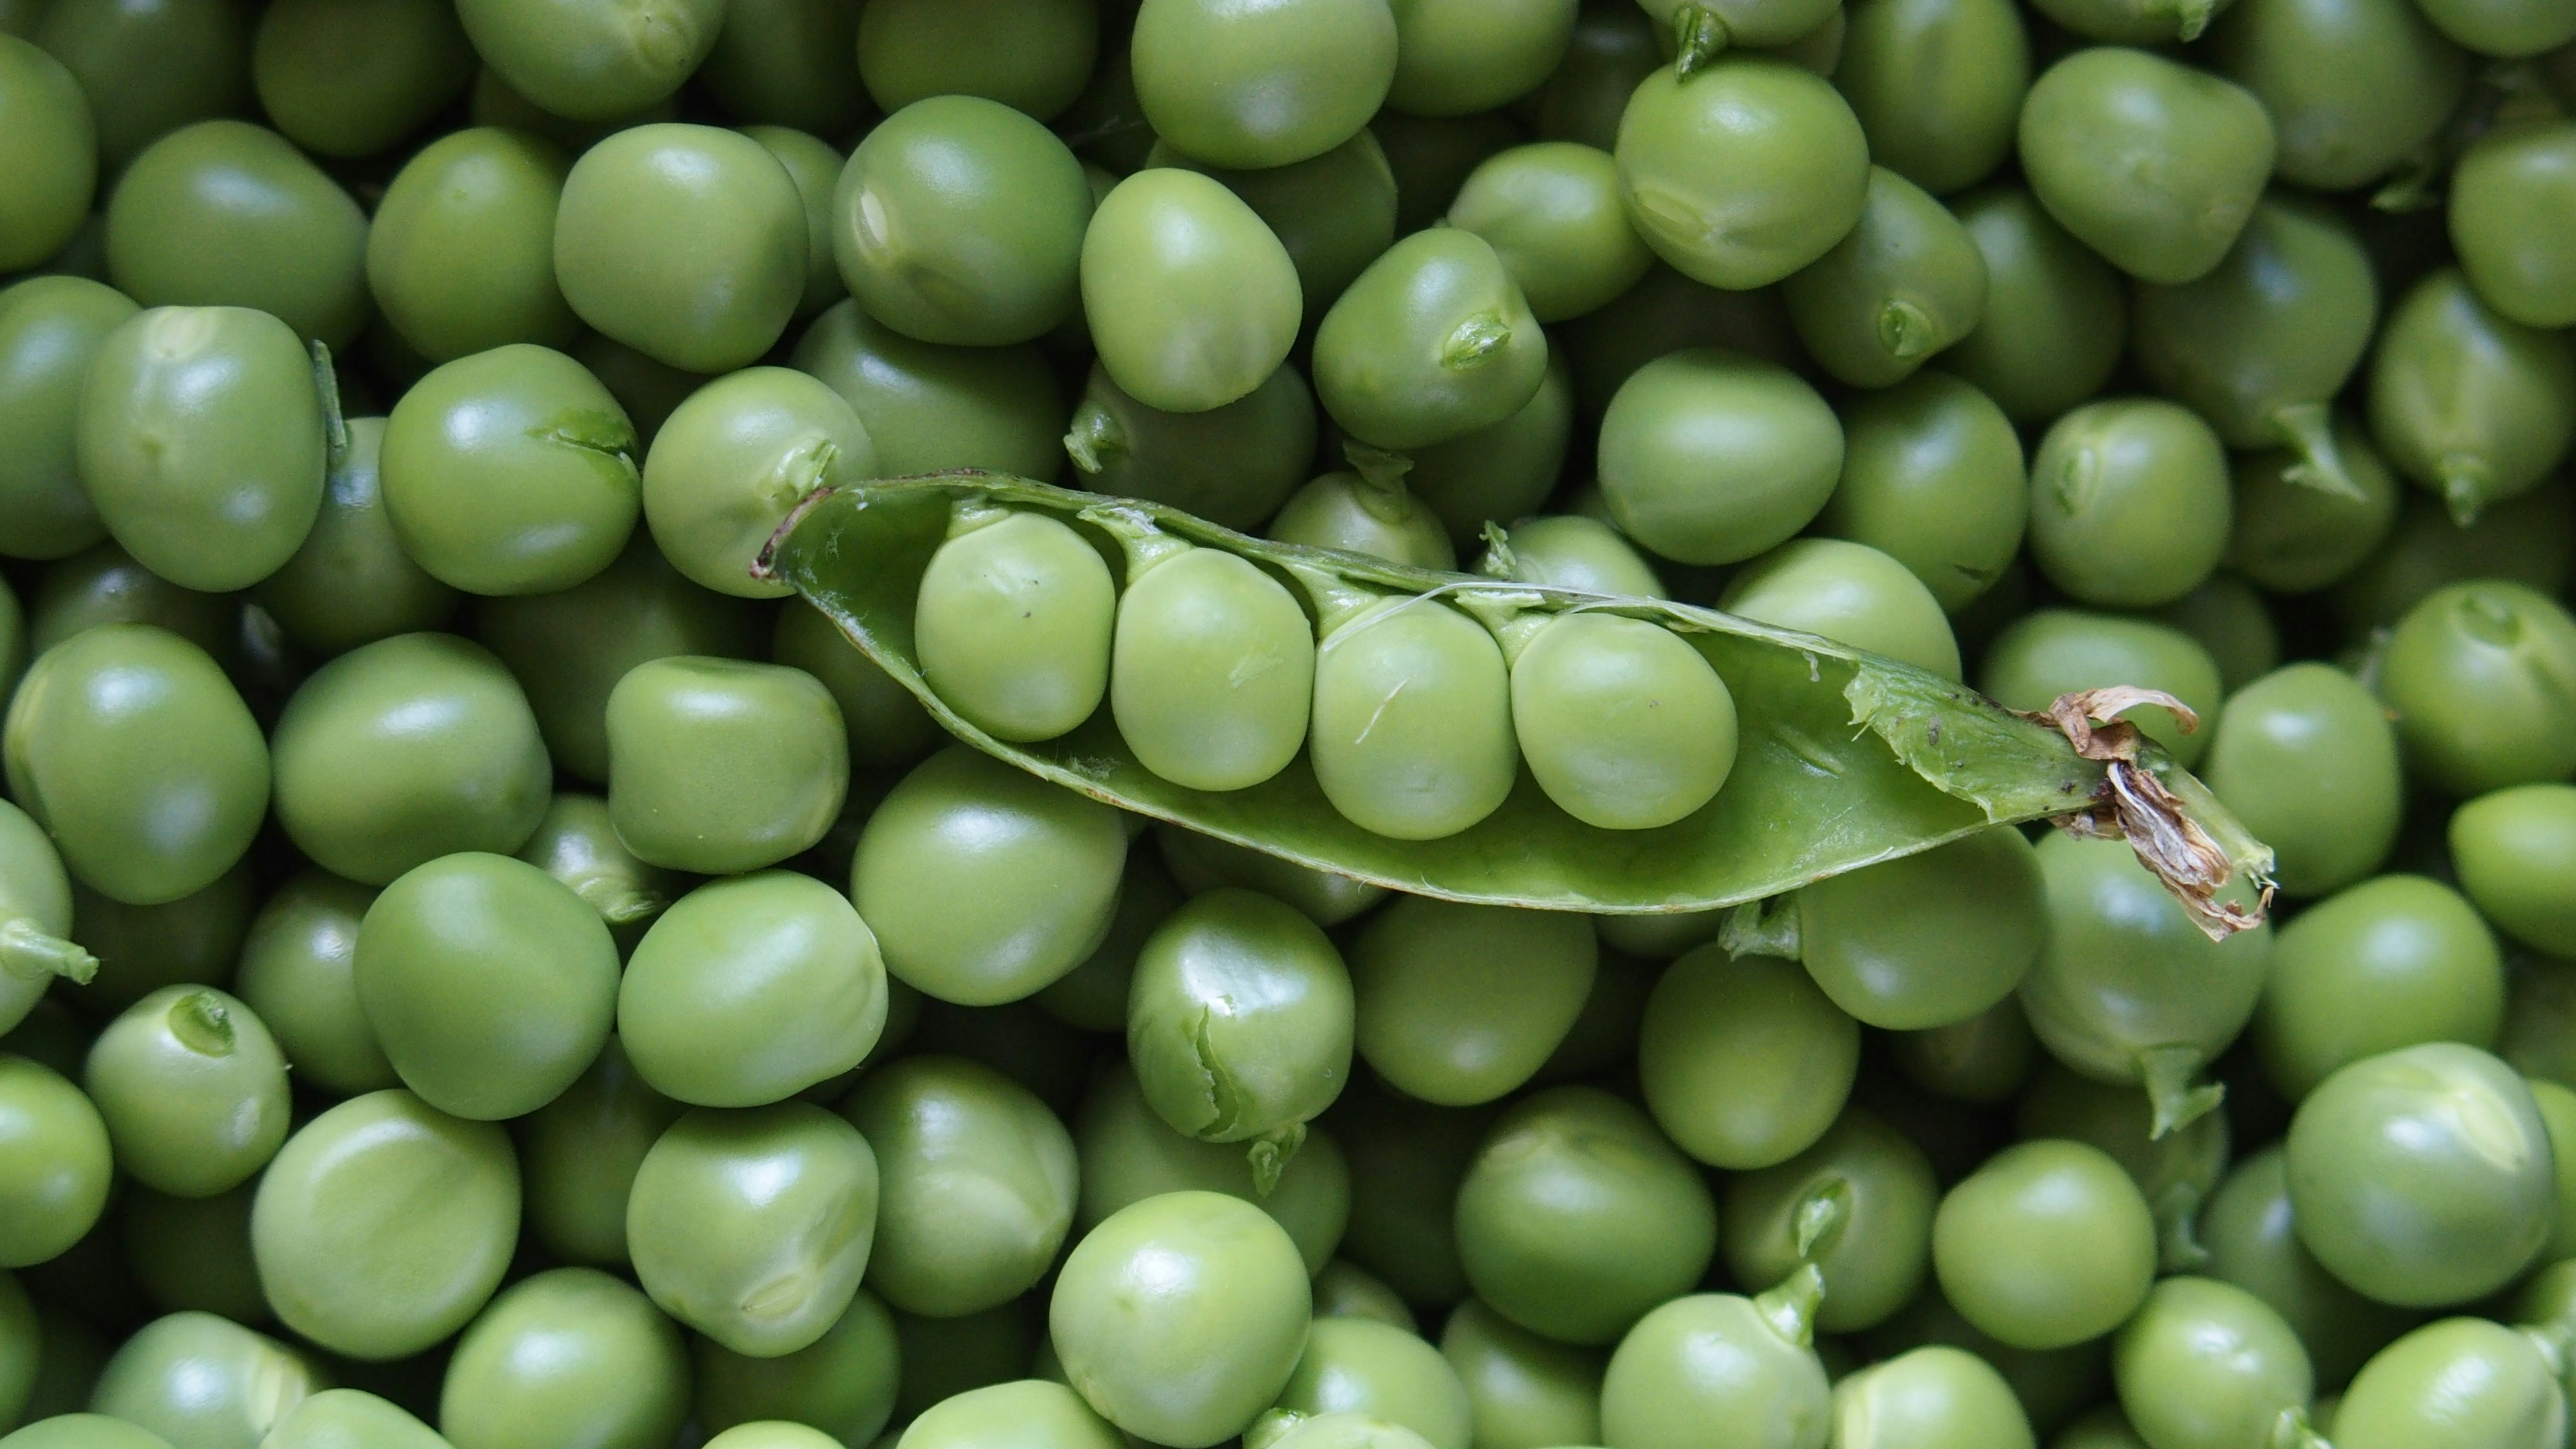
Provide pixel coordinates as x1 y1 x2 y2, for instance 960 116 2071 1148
760 471 2268 917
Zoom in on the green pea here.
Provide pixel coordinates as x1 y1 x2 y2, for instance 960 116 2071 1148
1065 362 1314 534
251 1089 519 1359
519 1037 681 1270
0 1420 171 1449
1835 1345 2035 1449
2365 267 2576 523
1724 1108 1938 1335
1082 168 1302 415
2451 786 2576 956
2151 574 2277 695
833 97 1088 349
556 123 808 373
2020 833 2272 1137
1636 946 1857 1169
903 1379 1124 1449
2202 663 2401 899
2025 398 2231 609
1316 1261 1416 1331
1407 354 1577 547
1327 1080 1487 1311
1109 543 1315 791
1932 1140 2157 1351
730 129 838 322
771 606 941 778
436 1267 686 1449
2503 956 2576 1091
2379 581 2576 796
1980 608 2222 767
627 1102 880 1358
1835 0 2028 199
1348 900 1594 1106
68 864 254 1017
449 0 719 121
249 0 470 160
1781 169 1988 390
1596 1287 1830 1449
2334 1318 2566 1449
80 986 285 1198
1075 1063 1352 1274
1268 473 1456 571
516 792 675 935
1308 593 1517 841
851 746 1126 1004
643 373 874 604
2131 199 2378 506
73 305 325 593
1311 229 1548 454
1596 348 1842 565
2455 118 2576 333
2198 1145 2418 1390
100 121 367 349
704 1425 843 1449
1443 142 1651 325
262 1390 448 1449
9 1300 114 1430
914 506 1116 745
269 634 548 884
1455 1085 1716 1344
1940 189 2126 427
1437 1298 1602 1449
2333 481 2572 634
1478 515 1657 601
0 278 130 563
693 1288 900 1448
380 343 640 597
1890 998 2038 1106
0 35 92 275
1796 827 2046 1030
120 1182 266 1324
855 0 1095 119
2285 1043 2555 1306
1563 263 1805 415
2255 874 2503 1103
2019 48 2274 286
1611 58 1868 290
88 1313 321 1449
461 62 678 153
794 303 1063 480
619 873 885 1109
1720 538 1963 680
34 0 248 169
1526 1 1653 150
1510 610 1739 830
2529 1078 2576 1261
2206 0 2467 192
0 799 85 1038
604 656 848 874
1378 0 1567 116
0 1056 108 1269
2225 418 2400 596
354 851 619 1121
2410 0 2576 51
3 625 267 908
1052 1190 1313 1446
249 419 456 654
1131 0 1394 168
840 1054 1077 1318
477 538 762 782
697 0 864 135
364 129 575 364
1813 373 2024 613
2015 1063 2228 1278
1158 824 1392 928
1146 130 1400 330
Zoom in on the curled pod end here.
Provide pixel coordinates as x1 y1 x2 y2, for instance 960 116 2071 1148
0 920 100 986
1476 522 1520 582
2270 403 2369 503
1720 895 1802 961
1063 401 1126 475
1442 313 1515 371
1343 440 1414 491
2139 1045 2225 1140
169 989 238 1058
2153 1182 2212 1273
1246 1121 1306 1198
1671 4 1732 79
1755 1261 1826 1347
1875 299 1938 362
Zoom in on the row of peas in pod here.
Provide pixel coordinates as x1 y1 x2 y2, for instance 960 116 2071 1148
1 0 2575 1448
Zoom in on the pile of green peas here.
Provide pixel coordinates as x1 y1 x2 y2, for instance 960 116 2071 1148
2 0 2576 1446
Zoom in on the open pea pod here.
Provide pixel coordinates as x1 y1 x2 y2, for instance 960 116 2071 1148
760 471 2270 921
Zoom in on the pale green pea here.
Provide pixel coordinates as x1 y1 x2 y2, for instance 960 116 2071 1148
915 506 1117 744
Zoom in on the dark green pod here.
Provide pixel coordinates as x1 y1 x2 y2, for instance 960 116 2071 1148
102 120 369 349
1781 167 1990 390
2366 268 2576 523
3 625 268 907
2018 48 2275 286
2132 195 2378 497
1834 0 2029 197
74 305 327 593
